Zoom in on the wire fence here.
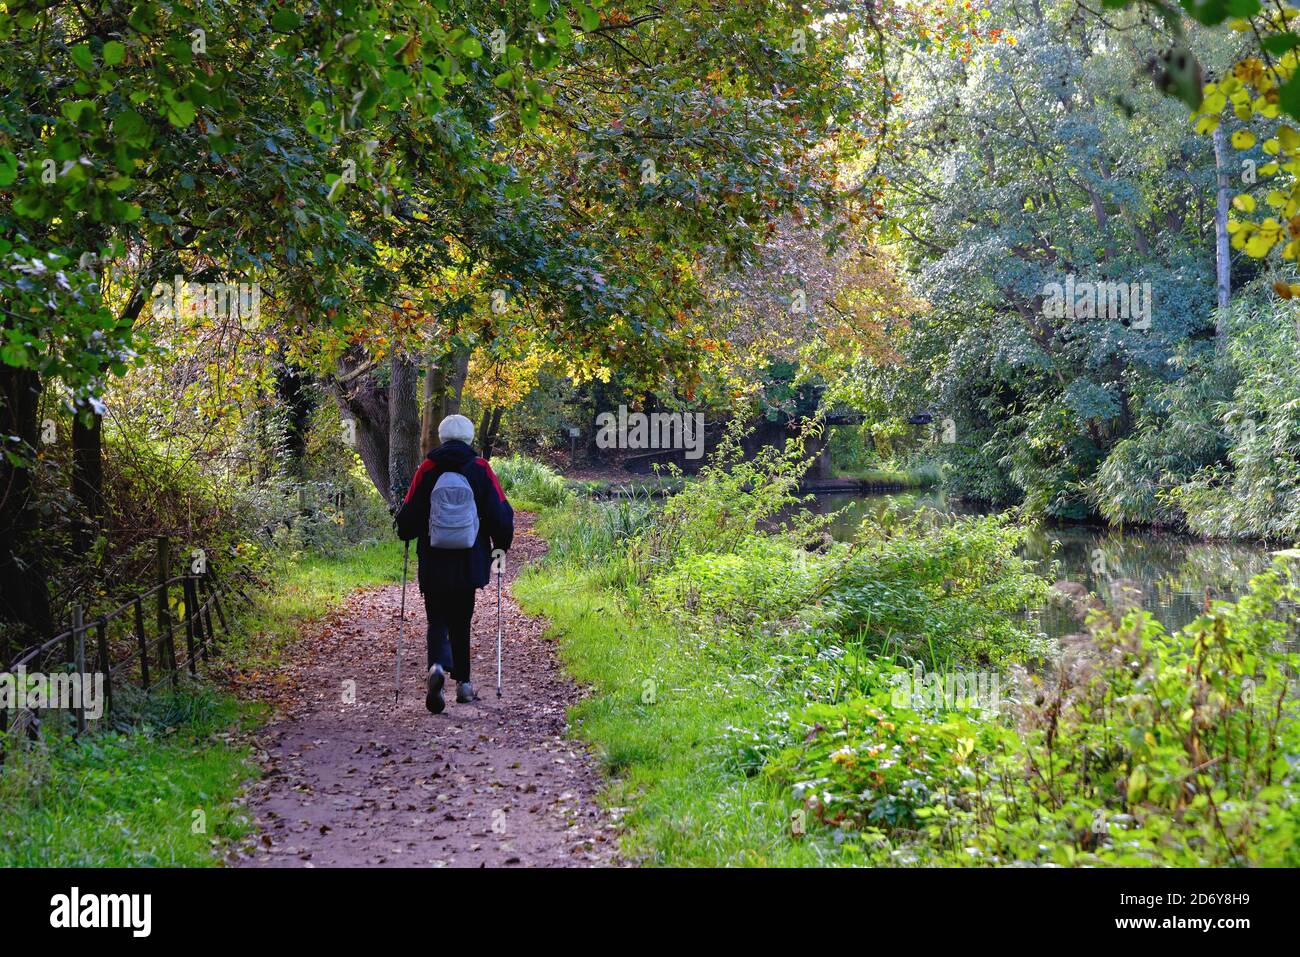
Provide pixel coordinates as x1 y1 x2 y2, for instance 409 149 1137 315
0 535 257 752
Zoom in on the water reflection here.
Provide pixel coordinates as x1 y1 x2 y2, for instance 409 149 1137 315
809 490 1273 640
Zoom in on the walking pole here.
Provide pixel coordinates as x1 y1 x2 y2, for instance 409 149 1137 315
396 539 410 703
496 564 503 698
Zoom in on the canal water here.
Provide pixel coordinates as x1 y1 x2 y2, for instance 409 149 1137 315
811 489 1275 640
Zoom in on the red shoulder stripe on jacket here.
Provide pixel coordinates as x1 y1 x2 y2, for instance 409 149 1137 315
403 458 435 504
477 458 506 502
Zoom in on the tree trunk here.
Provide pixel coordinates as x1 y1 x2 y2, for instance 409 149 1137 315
1212 123 1232 348
71 405 104 554
478 407 505 459
1084 183 1118 261
420 358 444 456
388 353 421 505
67 286 152 555
0 365 54 657
329 353 390 502
274 357 314 478
444 350 470 418
420 348 472 452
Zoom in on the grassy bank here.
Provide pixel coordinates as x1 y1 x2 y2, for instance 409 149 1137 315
512 448 1300 867
568 475 687 498
513 502 1042 865
516 561 825 865
0 539 403 866
0 689 258 866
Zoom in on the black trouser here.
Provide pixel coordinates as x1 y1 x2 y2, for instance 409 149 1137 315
424 586 476 682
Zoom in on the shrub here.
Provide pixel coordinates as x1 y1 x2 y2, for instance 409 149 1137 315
652 534 831 635
765 559 1300 866
1166 310 1300 539
1090 358 1226 528
765 694 1001 842
536 491 658 571
234 472 391 559
492 454 572 509
626 419 821 580
820 513 1051 664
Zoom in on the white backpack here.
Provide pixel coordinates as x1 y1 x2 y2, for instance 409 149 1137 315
428 470 480 549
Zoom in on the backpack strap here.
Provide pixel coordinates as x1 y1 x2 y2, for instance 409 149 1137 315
402 458 435 504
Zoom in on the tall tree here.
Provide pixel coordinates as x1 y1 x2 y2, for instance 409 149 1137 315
877 0 1237 515
388 353 421 505
1212 122 1232 347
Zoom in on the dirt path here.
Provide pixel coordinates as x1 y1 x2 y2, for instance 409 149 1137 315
232 514 620 868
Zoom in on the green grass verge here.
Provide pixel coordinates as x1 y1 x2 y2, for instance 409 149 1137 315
0 688 258 866
0 537 405 867
228 538 404 669
514 560 824 866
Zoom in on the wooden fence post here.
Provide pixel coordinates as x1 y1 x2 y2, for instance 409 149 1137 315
191 576 209 666
181 576 199 676
205 566 230 638
1 542 252 755
95 616 112 720
72 605 86 736
199 578 216 659
157 535 179 689
133 597 150 691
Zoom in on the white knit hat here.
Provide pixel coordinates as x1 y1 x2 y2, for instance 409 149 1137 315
438 413 475 444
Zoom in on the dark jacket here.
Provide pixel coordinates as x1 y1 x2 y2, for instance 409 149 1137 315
395 441 514 592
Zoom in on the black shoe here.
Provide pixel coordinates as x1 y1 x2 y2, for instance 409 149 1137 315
426 665 446 714
456 680 478 703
